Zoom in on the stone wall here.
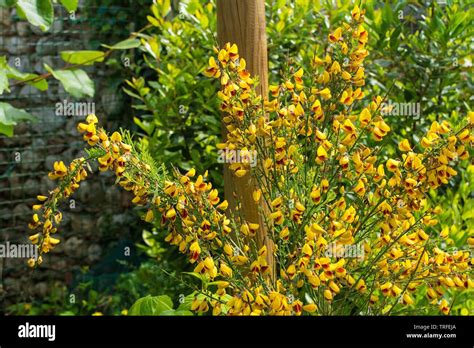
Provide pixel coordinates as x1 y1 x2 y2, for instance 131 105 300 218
0 3 140 312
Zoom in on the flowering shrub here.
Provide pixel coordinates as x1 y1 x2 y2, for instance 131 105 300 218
27 6 473 315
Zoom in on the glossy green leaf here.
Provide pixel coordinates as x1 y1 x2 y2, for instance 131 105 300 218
0 70 7 94
16 0 53 32
59 0 77 12
0 102 37 136
44 64 94 98
60 50 105 66
1 56 48 92
102 38 141 50
129 295 173 316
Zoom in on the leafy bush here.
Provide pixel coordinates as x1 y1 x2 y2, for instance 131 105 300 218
128 5 473 312
27 6 474 315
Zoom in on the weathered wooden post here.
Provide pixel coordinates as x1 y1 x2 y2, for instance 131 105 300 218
217 0 274 278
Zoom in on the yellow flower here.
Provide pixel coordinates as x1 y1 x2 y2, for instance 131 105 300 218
189 241 201 263
217 200 228 210
223 244 233 257
402 293 414 305
354 179 365 196
110 131 122 142
342 119 356 133
194 257 217 279
359 108 371 126
420 136 433 148
341 70 351 80
398 139 412 152
293 68 304 89
372 120 391 141
29 233 40 244
330 61 341 74
253 189 262 202
458 129 471 143
324 289 333 301
165 207 176 219
207 189 220 205
86 114 98 124
48 161 68 180
328 27 342 43
310 187 321 203
235 169 247 177
286 264 296 279
356 279 367 293
386 159 400 172
307 273 320 288
351 5 361 21
277 227 289 244
311 99 324 120
41 235 60 253
317 88 332 100
27 258 36 268
340 91 353 106
439 299 450 315
321 179 329 191
329 281 340 294
220 262 233 278
303 303 318 313
316 145 328 163
203 56 221 78
380 282 393 296
144 209 154 222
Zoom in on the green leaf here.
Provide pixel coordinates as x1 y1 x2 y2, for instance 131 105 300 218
129 295 173 316
276 20 285 32
133 116 155 135
102 38 141 50
59 0 77 12
1 56 48 91
0 123 13 137
161 0 170 17
0 70 8 94
462 200 474 220
0 102 37 136
147 15 161 27
16 0 54 32
142 230 155 247
60 50 105 66
44 64 94 98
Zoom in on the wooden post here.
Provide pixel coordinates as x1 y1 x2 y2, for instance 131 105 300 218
217 0 274 278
